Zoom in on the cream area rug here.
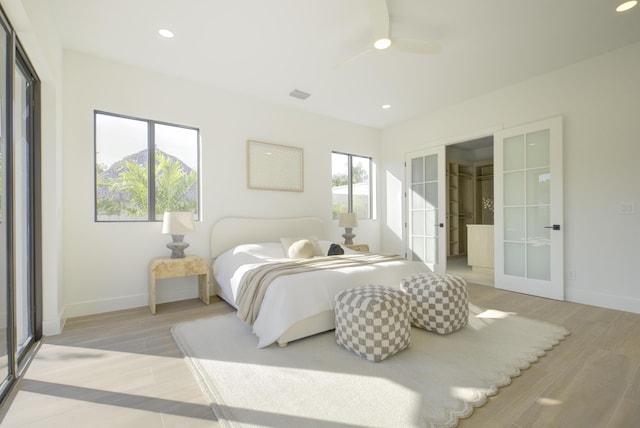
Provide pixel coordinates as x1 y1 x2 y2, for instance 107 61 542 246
172 304 569 428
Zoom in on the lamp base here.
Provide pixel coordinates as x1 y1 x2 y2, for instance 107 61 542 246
167 234 189 258
342 228 356 246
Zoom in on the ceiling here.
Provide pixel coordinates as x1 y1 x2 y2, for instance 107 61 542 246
26 0 640 129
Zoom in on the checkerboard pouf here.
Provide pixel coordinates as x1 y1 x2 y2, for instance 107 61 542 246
401 273 469 334
334 285 411 362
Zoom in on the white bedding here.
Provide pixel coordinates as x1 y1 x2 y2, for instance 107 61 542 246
213 240 432 348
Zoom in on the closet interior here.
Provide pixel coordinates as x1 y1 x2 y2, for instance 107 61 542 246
445 136 495 284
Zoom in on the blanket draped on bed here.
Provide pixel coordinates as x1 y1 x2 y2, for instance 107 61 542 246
236 253 404 325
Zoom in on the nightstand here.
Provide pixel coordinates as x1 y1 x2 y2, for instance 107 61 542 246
346 244 370 252
149 255 210 314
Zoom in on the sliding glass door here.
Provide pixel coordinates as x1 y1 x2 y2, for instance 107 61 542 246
0 16 9 395
14 53 38 358
0 9 42 405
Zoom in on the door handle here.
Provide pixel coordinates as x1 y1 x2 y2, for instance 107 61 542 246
439 223 444 228
544 225 561 230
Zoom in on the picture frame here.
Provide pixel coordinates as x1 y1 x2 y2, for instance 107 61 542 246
247 140 304 192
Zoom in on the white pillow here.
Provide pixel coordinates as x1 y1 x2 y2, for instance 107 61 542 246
287 239 316 259
231 242 287 259
280 236 323 256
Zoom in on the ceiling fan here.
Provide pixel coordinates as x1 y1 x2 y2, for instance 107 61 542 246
343 0 441 64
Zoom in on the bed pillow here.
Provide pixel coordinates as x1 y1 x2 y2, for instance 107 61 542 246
287 239 316 259
318 240 357 255
327 243 345 256
280 236 323 256
231 243 286 259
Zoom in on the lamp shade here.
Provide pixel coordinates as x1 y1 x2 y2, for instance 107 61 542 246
162 211 195 235
338 212 358 228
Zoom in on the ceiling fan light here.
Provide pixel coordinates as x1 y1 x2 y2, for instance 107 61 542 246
374 38 392 50
616 1 637 12
158 28 174 39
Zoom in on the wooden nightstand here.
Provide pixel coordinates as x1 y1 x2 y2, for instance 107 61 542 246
346 244 370 252
149 255 210 314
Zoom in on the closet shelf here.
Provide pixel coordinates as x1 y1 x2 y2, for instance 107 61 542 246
447 159 494 257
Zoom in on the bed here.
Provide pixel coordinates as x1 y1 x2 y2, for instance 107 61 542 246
210 216 432 347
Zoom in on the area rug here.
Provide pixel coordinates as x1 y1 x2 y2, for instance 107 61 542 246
171 304 569 428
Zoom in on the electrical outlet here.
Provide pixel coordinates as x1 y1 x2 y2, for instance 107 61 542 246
619 202 636 214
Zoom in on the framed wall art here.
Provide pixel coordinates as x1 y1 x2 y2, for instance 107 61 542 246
247 140 304 192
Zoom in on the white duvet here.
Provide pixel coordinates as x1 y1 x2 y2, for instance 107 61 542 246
213 241 431 347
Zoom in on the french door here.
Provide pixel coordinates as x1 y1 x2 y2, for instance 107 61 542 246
405 146 447 273
494 116 564 300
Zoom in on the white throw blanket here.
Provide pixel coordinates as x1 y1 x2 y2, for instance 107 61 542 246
236 253 404 324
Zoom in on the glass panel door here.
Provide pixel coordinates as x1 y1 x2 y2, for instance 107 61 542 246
0 19 8 393
406 146 446 272
0 11 42 408
14 60 35 356
495 117 564 300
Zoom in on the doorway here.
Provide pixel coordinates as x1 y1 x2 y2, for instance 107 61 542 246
444 137 495 286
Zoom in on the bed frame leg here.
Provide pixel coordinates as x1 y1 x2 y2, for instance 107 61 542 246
278 341 288 347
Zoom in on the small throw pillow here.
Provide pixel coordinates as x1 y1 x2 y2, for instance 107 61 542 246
288 239 316 259
281 236 322 256
327 243 344 256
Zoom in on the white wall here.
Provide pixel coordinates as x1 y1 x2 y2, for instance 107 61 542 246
62 51 380 318
380 41 640 314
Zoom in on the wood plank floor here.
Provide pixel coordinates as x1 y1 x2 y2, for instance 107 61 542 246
1 284 639 427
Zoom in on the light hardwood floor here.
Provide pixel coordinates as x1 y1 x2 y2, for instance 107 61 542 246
447 255 495 286
1 285 639 428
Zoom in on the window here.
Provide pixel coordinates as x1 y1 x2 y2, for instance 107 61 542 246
331 151 372 219
94 111 200 221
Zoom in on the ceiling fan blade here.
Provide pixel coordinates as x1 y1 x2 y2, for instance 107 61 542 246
335 45 375 68
392 38 442 54
369 0 390 41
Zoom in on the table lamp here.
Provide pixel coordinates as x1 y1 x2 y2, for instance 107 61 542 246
162 211 195 258
339 212 358 245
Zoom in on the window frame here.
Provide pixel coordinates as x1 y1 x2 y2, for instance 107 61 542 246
331 151 373 220
93 110 201 222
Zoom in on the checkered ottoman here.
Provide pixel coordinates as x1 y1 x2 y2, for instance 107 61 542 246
334 285 411 362
401 273 469 334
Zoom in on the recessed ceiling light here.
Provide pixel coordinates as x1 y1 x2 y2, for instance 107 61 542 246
158 29 174 39
616 1 637 12
382 104 391 109
374 38 392 50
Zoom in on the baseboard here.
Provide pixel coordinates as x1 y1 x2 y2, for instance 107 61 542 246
63 285 203 319
42 306 66 336
64 293 149 319
566 288 640 314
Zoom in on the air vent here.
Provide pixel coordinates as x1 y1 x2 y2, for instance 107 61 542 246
289 89 311 100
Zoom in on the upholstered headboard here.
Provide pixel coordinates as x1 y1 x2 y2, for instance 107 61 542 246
209 216 326 259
